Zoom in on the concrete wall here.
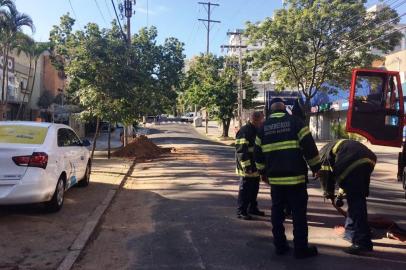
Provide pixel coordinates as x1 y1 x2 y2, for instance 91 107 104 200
42 53 65 97
310 111 348 141
1 50 45 119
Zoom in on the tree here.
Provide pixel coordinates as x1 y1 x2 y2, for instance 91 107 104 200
37 90 54 109
0 0 34 119
50 16 133 157
129 27 185 116
184 54 223 133
49 14 185 156
184 54 257 137
246 0 402 121
156 37 185 115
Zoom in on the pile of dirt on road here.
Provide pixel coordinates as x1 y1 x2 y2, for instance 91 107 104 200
112 135 172 160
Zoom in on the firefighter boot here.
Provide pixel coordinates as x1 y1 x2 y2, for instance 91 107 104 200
343 244 373 255
237 211 252 220
248 208 265 216
275 244 290 256
294 246 318 259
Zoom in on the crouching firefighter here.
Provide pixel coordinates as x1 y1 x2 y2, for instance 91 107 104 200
318 139 377 255
235 111 265 220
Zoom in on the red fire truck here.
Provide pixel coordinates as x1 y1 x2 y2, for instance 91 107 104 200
346 69 406 198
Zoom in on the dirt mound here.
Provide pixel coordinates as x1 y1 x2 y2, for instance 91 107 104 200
112 135 171 160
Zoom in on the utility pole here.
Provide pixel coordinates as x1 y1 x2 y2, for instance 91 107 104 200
198 1 220 133
198 1 220 54
221 30 247 128
124 0 134 45
119 0 136 146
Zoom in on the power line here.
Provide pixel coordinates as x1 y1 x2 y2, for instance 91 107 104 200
325 0 405 43
393 0 406 8
68 0 78 20
299 0 406 66
343 11 406 48
147 0 149 27
111 0 127 41
94 0 108 24
346 24 406 53
186 5 201 45
104 0 114 20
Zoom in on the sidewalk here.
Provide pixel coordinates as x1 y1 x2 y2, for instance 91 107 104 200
194 120 236 146
0 157 132 270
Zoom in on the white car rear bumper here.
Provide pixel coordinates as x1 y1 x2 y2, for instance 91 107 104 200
0 170 56 205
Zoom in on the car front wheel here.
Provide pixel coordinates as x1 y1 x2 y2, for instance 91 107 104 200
45 176 65 212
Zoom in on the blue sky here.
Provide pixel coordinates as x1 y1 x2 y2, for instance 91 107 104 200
15 0 406 58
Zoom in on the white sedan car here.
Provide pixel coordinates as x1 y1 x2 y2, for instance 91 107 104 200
0 121 91 212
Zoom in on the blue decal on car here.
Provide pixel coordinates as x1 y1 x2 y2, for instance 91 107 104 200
70 176 77 187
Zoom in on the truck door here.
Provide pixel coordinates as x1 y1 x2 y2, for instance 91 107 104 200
346 69 404 147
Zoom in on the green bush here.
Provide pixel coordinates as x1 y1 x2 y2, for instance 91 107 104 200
332 122 364 141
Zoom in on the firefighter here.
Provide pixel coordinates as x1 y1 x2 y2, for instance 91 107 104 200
254 98 321 259
318 139 377 255
235 111 265 220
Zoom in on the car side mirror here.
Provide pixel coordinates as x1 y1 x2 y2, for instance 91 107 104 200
82 139 91 147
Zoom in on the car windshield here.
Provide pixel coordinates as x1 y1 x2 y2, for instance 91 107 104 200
0 125 48 145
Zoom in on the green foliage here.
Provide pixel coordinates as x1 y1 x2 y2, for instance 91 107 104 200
183 54 257 124
332 121 364 141
49 14 185 125
246 0 402 105
130 27 185 115
37 90 54 109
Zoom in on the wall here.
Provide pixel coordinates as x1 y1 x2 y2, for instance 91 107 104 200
1 50 45 120
310 110 348 141
42 53 65 97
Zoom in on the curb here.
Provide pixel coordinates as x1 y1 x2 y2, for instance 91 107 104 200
57 160 136 270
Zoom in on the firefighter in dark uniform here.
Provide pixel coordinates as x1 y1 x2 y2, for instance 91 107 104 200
254 98 321 259
318 139 377 255
235 111 265 220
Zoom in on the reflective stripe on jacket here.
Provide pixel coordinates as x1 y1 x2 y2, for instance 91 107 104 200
319 139 377 195
254 111 321 185
235 122 259 177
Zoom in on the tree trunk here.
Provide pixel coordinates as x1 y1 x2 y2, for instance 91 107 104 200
205 111 208 134
107 122 111 159
221 118 231 137
0 104 7 121
17 56 33 120
315 110 319 140
304 96 312 126
1 47 9 103
0 46 10 120
123 125 128 146
90 118 100 159
23 58 39 118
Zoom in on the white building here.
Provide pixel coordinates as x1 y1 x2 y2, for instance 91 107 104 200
226 29 274 105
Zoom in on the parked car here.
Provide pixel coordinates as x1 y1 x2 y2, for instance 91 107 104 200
100 122 114 133
0 121 91 212
181 112 196 123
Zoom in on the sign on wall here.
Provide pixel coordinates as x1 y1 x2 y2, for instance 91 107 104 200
0 55 16 102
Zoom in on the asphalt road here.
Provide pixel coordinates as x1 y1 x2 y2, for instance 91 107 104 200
72 123 406 270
